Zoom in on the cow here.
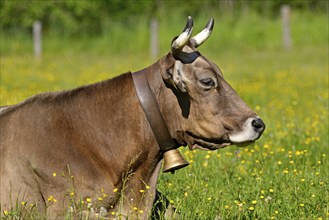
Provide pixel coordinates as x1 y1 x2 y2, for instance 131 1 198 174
0 16 265 219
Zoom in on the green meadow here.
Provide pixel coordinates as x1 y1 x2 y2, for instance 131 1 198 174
1 11 328 219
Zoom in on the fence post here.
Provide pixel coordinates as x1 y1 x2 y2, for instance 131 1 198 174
281 5 292 49
33 20 42 58
150 17 159 59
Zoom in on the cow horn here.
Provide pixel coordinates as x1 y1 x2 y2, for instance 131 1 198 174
171 16 193 54
190 18 214 48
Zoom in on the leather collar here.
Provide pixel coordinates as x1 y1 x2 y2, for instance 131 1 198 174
132 70 176 153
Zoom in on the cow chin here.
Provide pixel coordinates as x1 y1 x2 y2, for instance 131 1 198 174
185 132 232 151
190 142 231 151
235 141 255 147
190 139 254 150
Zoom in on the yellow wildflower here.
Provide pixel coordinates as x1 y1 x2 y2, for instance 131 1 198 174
113 188 118 193
86 198 92 203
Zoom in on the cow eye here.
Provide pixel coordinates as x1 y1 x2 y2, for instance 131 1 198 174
199 78 215 88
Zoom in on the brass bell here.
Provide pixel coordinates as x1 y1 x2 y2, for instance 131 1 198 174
162 149 189 173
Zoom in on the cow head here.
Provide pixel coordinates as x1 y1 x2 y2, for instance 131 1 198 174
160 16 265 151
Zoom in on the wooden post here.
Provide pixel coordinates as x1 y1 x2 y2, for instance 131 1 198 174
150 17 159 59
281 5 292 49
219 0 234 11
33 20 42 58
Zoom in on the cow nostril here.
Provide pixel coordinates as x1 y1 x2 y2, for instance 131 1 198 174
252 118 265 132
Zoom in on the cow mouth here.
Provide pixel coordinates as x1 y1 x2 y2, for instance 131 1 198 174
186 132 232 151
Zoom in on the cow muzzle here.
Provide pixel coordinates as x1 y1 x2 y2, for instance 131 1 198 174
228 117 265 145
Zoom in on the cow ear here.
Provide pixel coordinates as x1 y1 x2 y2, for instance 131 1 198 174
161 53 176 79
172 60 187 93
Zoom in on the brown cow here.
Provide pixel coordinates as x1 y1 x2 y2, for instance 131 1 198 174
0 17 265 219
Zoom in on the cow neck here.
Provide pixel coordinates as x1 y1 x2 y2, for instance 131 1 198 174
132 69 176 153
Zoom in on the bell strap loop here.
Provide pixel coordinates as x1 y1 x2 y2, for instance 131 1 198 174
132 71 176 152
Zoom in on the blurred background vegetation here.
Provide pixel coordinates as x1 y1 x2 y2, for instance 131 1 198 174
1 0 328 57
1 0 327 35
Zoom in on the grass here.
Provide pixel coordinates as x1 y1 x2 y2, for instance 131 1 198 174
1 10 328 219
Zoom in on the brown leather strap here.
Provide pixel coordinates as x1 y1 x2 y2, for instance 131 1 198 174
132 70 176 152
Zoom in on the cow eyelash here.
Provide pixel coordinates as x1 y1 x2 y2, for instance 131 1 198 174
199 78 215 88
